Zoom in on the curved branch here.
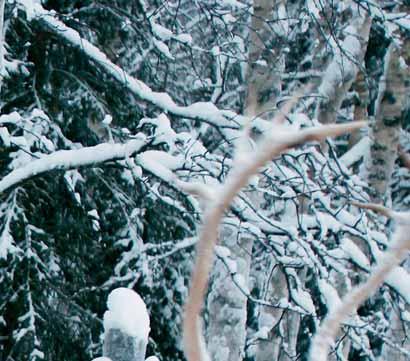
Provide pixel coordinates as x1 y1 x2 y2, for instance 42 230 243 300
350 201 393 218
183 119 366 361
309 205 410 361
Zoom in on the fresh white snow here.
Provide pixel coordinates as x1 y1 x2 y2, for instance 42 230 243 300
0 137 147 194
104 288 150 340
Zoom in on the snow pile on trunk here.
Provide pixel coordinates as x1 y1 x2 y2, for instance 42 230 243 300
104 287 150 340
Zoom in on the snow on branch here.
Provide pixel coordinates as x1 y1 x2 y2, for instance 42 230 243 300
308 203 410 361
0 137 146 194
21 2 238 132
182 113 366 361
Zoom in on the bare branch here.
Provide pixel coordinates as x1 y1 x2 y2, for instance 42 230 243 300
309 205 410 361
398 145 410 171
350 201 393 218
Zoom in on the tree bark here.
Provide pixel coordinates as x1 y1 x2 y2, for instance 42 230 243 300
206 2 281 360
349 69 370 148
252 263 290 361
206 225 253 361
316 14 371 124
363 44 408 202
103 329 147 361
244 0 282 117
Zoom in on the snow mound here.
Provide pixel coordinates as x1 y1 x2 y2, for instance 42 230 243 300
145 357 160 361
104 288 150 339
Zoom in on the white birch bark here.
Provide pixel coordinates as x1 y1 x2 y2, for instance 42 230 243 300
363 45 408 202
206 2 281 360
379 11 410 359
380 305 410 361
252 263 296 361
182 117 365 361
316 14 371 124
244 6 372 361
244 3 287 359
206 224 253 361
244 0 283 117
254 13 372 361
349 69 370 148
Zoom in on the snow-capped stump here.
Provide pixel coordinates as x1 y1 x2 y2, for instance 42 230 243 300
103 288 150 361
145 357 160 361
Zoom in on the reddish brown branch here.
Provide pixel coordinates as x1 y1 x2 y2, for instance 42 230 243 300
350 201 393 218
398 144 410 171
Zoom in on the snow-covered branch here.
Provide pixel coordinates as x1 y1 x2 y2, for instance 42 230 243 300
22 2 239 133
0 137 146 194
183 117 366 361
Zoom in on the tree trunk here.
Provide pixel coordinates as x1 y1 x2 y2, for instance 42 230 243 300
252 263 290 361
103 329 147 361
206 2 282 360
206 224 253 361
349 69 370 148
244 0 282 117
316 14 371 124
363 44 407 202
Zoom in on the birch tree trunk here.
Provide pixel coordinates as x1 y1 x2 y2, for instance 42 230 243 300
206 224 253 361
380 305 410 361
316 14 371 124
254 10 372 361
363 44 408 202
380 12 410 358
244 0 283 117
206 2 282 361
252 263 299 361
349 69 370 148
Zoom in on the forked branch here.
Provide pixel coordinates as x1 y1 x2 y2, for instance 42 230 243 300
182 117 366 361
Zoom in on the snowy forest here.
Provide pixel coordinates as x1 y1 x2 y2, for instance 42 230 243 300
0 0 409 361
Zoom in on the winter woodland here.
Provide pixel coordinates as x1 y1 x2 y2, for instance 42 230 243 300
0 1 409 361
